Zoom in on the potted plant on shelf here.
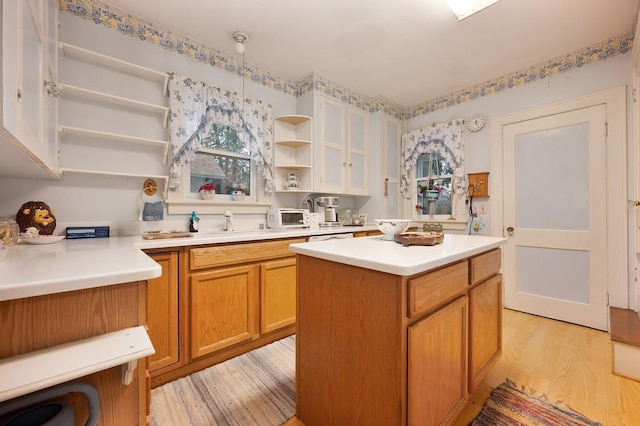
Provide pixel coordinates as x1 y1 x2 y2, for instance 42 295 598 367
198 183 216 200
231 183 248 201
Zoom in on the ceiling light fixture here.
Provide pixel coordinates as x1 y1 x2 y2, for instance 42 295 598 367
232 31 248 54
445 0 501 20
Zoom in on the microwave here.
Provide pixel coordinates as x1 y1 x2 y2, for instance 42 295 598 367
267 208 310 229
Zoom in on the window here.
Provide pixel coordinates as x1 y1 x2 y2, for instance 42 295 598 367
400 119 466 223
415 152 453 218
166 73 274 213
190 125 252 197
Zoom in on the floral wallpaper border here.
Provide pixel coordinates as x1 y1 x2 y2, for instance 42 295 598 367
61 0 633 120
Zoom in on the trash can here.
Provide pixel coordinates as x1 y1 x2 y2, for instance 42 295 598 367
0 382 100 426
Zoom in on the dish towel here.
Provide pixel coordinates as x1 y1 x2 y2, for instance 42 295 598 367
142 201 164 221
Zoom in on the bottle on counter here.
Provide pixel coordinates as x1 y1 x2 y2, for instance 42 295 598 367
189 211 200 232
223 209 233 231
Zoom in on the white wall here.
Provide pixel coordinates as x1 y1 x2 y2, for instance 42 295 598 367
403 53 634 307
403 53 633 236
0 13 297 233
0 13 633 244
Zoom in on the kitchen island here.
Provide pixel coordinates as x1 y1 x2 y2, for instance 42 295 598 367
289 234 506 426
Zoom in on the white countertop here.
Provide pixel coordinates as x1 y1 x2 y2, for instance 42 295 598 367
0 226 373 302
289 234 507 276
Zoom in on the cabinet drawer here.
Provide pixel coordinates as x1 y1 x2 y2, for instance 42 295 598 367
190 238 306 270
469 248 501 285
408 261 468 318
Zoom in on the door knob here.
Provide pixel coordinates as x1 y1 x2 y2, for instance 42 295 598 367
506 226 514 236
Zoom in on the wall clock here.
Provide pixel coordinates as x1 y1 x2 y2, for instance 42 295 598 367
467 115 485 132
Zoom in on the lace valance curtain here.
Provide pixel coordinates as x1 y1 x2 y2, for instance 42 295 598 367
400 119 465 199
167 72 274 193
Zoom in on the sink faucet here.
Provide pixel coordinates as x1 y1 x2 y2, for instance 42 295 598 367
223 209 234 231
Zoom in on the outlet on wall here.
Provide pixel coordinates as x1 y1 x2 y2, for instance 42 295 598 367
478 203 487 214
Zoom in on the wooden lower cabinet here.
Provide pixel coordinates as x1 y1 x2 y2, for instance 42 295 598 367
261 258 297 333
468 274 502 393
149 238 302 387
408 296 468 426
190 264 259 357
147 251 180 374
353 229 383 237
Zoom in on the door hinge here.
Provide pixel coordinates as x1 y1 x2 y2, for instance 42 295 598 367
605 122 608 137
633 88 637 103
606 292 610 306
44 81 60 97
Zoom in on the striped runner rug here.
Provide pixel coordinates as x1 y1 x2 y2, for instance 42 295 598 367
150 336 295 425
470 380 602 426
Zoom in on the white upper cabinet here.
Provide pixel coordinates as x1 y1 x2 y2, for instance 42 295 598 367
318 96 369 195
347 107 368 195
1 0 60 178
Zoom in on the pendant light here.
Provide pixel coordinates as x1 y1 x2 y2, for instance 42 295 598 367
232 31 248 54
232 31 248 120
232 31 248 192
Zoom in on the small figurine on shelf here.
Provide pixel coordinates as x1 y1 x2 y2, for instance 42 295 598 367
230 182 248 200
15 201 57 235
199 183 216 200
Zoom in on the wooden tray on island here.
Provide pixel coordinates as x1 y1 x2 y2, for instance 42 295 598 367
394 231 444 246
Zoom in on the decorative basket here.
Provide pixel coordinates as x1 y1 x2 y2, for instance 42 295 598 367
374 219 411 241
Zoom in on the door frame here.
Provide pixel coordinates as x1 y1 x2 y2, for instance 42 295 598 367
490 86 629 311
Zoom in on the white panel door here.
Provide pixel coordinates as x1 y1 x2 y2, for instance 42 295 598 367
502 105 608 330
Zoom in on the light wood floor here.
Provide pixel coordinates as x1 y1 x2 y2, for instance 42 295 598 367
454 308 640 425
285 309 640 426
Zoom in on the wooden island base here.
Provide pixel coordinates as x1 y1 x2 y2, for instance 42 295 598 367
294 247 502 426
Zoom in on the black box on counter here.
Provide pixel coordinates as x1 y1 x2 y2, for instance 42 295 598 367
65 226 110 239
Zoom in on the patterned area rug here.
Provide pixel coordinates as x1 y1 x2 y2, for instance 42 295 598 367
150 336 295 425
470 380 602 426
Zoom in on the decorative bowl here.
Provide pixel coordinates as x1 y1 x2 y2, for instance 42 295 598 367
200 189 215 200
21 235 65 245
232 192 246 201
374 219 411 240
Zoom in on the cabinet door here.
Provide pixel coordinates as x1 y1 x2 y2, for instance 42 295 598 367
408 296 468 426
347 107 368 195
1 0 58 175
190 265 258 358
147 252 180 373
2 1 45 155
469 274 502 392
260 257 296 333
320 97 346 192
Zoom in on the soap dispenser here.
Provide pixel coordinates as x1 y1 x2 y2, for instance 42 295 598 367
189 211 200 232
223 209 233 231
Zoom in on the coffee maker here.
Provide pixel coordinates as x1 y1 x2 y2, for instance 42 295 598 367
315 197 340 227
